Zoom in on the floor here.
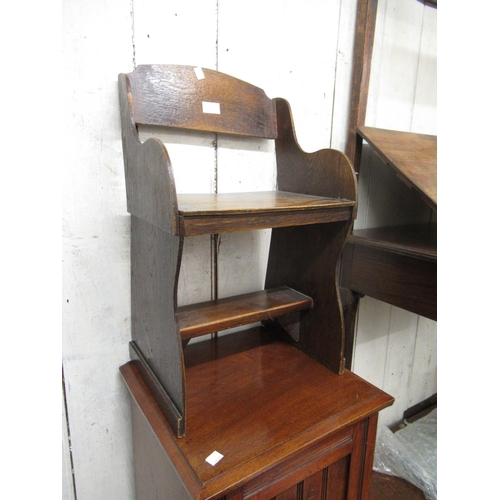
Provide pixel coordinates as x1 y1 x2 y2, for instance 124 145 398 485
369 471 426 500
369 405 437 500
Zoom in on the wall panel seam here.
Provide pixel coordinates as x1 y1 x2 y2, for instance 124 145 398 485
62 364 78 500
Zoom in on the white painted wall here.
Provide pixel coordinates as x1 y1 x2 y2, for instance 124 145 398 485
62 0 437 497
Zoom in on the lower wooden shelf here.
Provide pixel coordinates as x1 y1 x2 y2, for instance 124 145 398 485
121 327 394 500
178 286 313 341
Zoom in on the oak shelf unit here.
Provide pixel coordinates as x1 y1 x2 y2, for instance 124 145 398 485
119 64 393 500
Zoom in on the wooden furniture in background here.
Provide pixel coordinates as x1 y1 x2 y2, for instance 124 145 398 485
341 127 437 322
119 64 393 499
341 0 437 369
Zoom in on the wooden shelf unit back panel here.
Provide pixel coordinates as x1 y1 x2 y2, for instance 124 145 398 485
126 64 278 139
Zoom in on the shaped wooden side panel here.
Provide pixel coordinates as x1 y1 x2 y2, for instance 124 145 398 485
274 98 357 207
267 99 357 374
119 73 179 235
265 222 350 374
131 215 186 436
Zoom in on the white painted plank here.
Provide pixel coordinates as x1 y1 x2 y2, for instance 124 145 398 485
352 296 392 391
62 390 76 500
218 0 342 152
63 354 136 499
331 0 359 152
63 237 135 500
62 0 138 496
408 316 437 407
139 127 217 195
411 5 437 135
133 0 218 68
217 230 273 297
216 137 276 194
177 235 213 307
379 307 419 428
352 144 373 230
360 148 434 229
366 0 425 131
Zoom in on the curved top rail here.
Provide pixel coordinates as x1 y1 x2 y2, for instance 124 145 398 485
124 64 278 139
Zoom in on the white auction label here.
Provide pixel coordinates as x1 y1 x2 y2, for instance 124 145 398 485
202 101 221 114
194 67 205 80
205 450 224 466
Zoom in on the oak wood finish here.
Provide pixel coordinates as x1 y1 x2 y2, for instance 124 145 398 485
119 64 359 436
178 191 355 236
341 224 437 321
357 126 437 211
178 286 313 341
119 74 178 234
267 98 357 373
345 0 379 170
119 64 392 499
120 328 394 500
126 64 278 139
130 215 186 435
346 223 437 261
265 222 352 373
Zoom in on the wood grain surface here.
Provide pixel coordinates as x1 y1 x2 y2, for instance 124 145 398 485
120 327 394 499
357 126 437 211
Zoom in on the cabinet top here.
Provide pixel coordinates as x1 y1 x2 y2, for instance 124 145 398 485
121 328 393 497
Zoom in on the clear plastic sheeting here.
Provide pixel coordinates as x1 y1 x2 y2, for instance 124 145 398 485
373 408 437 499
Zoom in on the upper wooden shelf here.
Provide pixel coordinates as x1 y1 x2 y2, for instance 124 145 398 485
357 126 437 212
178 190 355 236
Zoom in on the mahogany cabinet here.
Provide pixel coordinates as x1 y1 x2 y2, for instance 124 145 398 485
121 329 393 500
118 64 393 499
